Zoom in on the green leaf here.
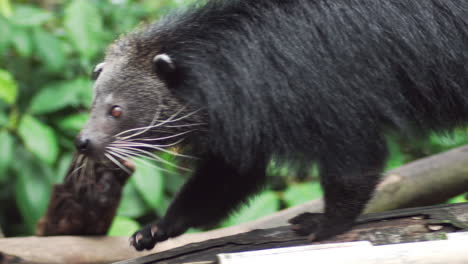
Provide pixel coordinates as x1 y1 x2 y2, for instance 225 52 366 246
11 27 32 57
13 149 52 233
0 130 13 181
283 182 323 207
64 0 103 59
0 16 12 51
132 159 165 209
57 113 89 133
18 115 58 165
74 78 94 108
107 216 140 237
0 109 7 127
117 180 149 218
385 139 405 170
223 191 279 227
0 0 12 17
165 171 185 195
10 5 52 26
430 130 468 153
0 69 17 105
30 80 83 114
55 153 74 183
33 28 65 72
448 194 468 204
154 195 170 217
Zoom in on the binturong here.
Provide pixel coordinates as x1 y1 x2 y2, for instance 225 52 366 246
75 0 468 251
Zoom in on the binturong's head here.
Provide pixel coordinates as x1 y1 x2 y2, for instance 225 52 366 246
75 32 205 167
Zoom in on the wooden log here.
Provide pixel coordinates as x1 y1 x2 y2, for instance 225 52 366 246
2 146 468 263
2 202 468 264
217 235 468 264
113 202 468 264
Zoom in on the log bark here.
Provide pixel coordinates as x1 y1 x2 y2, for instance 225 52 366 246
113 202 468 264
2 146 468 263
3 203 468 264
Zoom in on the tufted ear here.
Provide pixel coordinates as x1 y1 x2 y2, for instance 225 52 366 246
153 53 176 78
92 62 105 80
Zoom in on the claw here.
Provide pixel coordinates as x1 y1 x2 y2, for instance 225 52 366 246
135 233 143 244
308 233 317 241
151 225 158 237
291 224 301 230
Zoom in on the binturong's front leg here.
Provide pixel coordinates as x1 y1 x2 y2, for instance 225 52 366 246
130 154 267 251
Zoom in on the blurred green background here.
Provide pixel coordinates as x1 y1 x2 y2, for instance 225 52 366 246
0 0 467 238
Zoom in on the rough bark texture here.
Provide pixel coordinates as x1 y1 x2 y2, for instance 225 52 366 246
114 203 468 264
36 154 132 236
3 203 468 264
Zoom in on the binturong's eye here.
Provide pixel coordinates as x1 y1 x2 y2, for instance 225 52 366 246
110 105 123 118
92 62 105 80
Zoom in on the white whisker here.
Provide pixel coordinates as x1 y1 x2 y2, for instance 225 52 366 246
108 148 180 175
164 122 207 128
122 129 196 143
68 161 86 181
114 136 186 148
81 158 88 179
113 96 164 139
104 152 133 174
109 138 196 159
116 104 188 139
107 146 192 172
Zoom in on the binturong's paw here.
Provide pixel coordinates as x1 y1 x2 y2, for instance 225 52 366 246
129 223 168 251
289 212 353 241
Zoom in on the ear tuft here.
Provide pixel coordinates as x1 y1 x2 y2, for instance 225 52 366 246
92 62 105 80
153 53 176 77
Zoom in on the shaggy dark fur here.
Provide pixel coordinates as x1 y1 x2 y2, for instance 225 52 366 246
76 0 468 251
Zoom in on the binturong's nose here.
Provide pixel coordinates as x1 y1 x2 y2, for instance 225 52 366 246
75 135 91 154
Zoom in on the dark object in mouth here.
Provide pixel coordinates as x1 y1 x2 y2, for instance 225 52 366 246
36 154 133 236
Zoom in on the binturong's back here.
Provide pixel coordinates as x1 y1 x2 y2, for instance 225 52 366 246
125 0 468 163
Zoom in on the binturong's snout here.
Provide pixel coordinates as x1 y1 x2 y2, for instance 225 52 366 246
74 134 92 155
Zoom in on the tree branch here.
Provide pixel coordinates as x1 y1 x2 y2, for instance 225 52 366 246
2 146 468 263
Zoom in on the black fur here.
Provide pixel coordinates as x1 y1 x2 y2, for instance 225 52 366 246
78 0 468 251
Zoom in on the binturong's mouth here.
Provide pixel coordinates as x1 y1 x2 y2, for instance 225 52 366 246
102 134 195 174
74 105 204 174
74 128 194 174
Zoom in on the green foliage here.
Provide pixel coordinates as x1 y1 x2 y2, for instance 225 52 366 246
0 130 13 181
0 0 12 17
117 181 149 219
0 69 17 104
448 194 468 204
64 0 104 62
132 160 165 209
18 115 59 165
284 182 323 208
1 0 467 238
0 0 192 237
222 191 280 227
108 216 140 237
